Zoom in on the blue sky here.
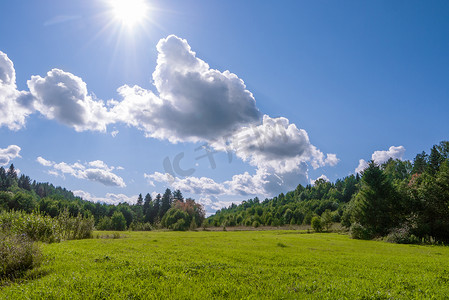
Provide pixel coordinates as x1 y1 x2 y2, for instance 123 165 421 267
1 0 448 213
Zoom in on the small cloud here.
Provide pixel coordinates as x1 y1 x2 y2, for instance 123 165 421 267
111 130 119 137
355 159 369 174
37 156 126 187
372 146 405 164
324 153 339 167
355 145 406 174
73 190 137 205
311 174 329 185
0 145 21 166
36 156 53 167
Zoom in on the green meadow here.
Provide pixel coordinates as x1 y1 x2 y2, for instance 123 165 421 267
2 231 449 299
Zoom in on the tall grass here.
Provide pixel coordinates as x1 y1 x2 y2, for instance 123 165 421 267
0 210 94 281
0 210 94 243
0 231 41 280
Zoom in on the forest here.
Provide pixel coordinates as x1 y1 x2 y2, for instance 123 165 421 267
0 165 205 231
1 140 448 243
208 141 449 243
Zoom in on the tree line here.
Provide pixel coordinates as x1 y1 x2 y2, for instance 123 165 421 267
207 141 449 243
0 165 205 231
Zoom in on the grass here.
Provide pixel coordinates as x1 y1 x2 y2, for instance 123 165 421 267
0 232 41 281
1 230 449 299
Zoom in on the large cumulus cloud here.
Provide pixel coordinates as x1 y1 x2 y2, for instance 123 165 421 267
2 35 339 209
28 69 111 132
216 114 338 174
0 51 33 130
112 35 261 142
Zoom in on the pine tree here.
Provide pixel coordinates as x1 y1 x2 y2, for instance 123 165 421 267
154 193 162 221
0 167 6 191
137 194 143 206
353 161 401 236
173 189 184 202
428 146 443 175
6 164 18 188
143 193 152 219
160 188 172 218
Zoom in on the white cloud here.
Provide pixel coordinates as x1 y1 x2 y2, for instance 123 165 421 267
37 157 125 187
355 145 406 174
198 195 236 213
112 35 260 143
88 160 114 171
3 36 339 202
216 114 338 174
225 170 267 196
0 51 33 130
111 130 119 137
324 153 339 167
28 69 112 132
0 52 15 85
36 156 53 167
311 174 329 185
73 190 137 205
355 159 369 174
372 146 406 164
79 168 126 187
0 145 21 166
145 163 309 204
173 176 226 195
145 172 225 195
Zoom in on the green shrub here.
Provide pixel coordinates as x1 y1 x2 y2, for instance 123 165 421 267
277 242 287 248
321 210 333 231
189 218 197 230
252 221 260 228
162 208 190 231
0 210 94 243
0 210 60 243
97 216 112 230
311 216 323 232
0 231 41 280
172 218 187 231
111 211 127 231
350 223 373 240
57 209 94 240
384 226 420 244
129 222 152 231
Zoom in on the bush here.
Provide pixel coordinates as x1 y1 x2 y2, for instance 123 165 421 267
252 221 260 228
189 218 197 230
384 226 420 244
321 210 333 231
0 210 60 243
111 211 127 231
129 222 152 231
0 231 41 280
162 208 190 231
311 216 323 232
57 209 94 240
350 223 373 240
96 216 113 230
172 218 187 231
0 210 94 243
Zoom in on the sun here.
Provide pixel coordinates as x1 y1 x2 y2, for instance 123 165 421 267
110 0 149 27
